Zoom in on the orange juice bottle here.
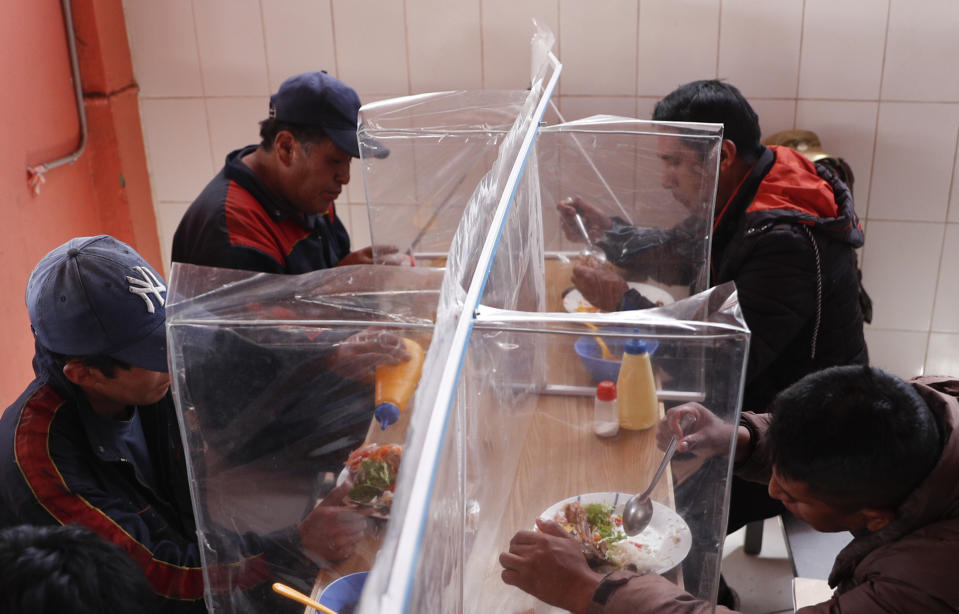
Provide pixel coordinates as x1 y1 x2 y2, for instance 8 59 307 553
616 338 658 430
374 338 425 429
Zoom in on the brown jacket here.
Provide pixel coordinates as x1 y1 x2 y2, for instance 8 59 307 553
591 376 959 614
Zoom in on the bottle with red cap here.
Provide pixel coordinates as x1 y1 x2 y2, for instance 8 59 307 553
593 380 619 438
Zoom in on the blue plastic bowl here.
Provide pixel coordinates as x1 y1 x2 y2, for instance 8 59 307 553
319 571 367 613
574 335 659 384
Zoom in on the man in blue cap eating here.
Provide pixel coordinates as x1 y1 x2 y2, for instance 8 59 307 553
0 235 371 613
173 71 398 274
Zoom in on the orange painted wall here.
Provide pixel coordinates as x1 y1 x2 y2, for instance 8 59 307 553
0 0 159 405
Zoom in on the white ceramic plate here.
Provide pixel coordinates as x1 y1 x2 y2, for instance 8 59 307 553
539 491 692 574
563 282 675 313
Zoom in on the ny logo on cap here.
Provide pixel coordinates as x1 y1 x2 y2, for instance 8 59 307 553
127 266 166 314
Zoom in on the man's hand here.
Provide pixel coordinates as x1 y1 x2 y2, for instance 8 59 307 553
338 245 410 266
557 197 612 243
656 403 736 458
499 518 604 614
326 328 411 382
572 259 628 312
298 483 368 563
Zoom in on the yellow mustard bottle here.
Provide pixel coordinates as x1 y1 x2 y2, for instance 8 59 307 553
616 338 658 430
373 338 425 429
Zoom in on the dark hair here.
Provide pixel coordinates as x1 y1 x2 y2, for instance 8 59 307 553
769 366 941 511
259 118 329 151
0 524 160 614
48 352 131 379
652 80 763 163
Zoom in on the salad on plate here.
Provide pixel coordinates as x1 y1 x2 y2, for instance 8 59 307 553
540 493 691 574
342 443 402 516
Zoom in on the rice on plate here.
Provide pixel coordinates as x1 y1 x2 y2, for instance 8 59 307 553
538 492 691 575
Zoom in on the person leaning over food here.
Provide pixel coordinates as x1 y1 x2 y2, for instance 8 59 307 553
172 70 402 274
0 236 407 613
557 80 869 576
500 366 959 613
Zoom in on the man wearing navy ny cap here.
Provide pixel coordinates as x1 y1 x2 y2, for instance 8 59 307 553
0 236 370 613
172 71 398 274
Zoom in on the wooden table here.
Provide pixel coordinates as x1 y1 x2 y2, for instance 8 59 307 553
310 258 679 611
503 256 675 515
474 259 677 612
308 333 428 594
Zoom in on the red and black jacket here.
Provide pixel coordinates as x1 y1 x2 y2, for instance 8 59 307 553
172 145 351 274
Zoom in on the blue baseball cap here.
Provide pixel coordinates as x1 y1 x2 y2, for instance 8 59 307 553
269 71 388 159
27 235 169 373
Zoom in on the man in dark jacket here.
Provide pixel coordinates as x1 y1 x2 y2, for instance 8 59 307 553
558 80 869 549
500 367 959 613
0 235 372 613
172 71 400 274
561 79 868 412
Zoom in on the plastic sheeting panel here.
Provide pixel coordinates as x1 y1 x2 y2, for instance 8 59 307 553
393 284 749 613
166 23 748 614
166 265 445 614
538 116 722 299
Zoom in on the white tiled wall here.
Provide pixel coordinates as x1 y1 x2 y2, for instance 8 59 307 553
719 0 803 99
798 0 886 101
123 0 959 379
637 0 719 97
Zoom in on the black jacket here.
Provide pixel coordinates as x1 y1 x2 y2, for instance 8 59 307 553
608 145 868 412
713 145 868 411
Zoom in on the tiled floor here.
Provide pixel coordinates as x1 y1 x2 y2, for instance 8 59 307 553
721 517 795 614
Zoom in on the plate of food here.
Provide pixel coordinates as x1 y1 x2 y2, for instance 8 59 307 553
337 443 402 518
563 282 675 313
538 492 691 574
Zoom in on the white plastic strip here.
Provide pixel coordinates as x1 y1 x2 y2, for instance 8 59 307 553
378 52 562 613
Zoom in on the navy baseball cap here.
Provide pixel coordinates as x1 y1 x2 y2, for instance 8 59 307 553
27 235 169 373
269 71 388 159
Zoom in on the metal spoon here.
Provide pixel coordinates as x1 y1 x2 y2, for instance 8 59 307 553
573 212 606 263
622 415 693 536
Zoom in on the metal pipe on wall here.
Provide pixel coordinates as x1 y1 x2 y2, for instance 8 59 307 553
26 0 88 195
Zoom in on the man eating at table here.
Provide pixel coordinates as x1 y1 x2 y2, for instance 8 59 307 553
499 366 959 613
558 79 869 604
0 235 402 613
172 70 400 274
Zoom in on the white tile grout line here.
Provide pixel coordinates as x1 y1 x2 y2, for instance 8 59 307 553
792 0 806 128
922 121 958 374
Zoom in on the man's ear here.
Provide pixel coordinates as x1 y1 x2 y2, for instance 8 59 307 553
274 130 297 167
719 139 738 172
62 360 103 388
859 507 896 532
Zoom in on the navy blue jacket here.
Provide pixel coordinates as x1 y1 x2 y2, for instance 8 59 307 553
0 343 310 613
